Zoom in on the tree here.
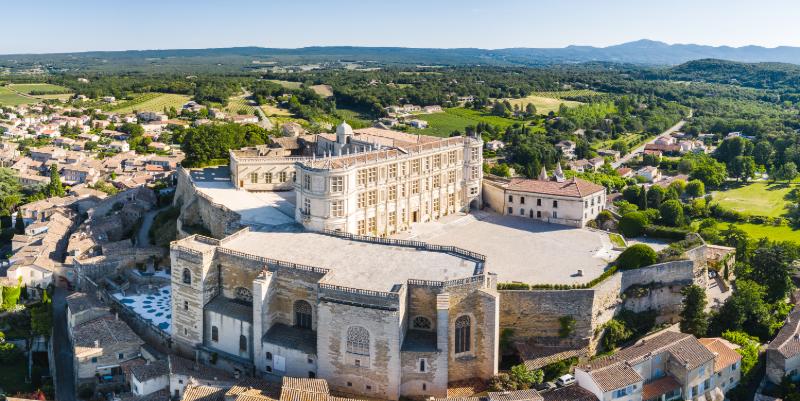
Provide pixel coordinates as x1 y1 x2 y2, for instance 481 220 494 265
710 280 775 340
659 200 685 227
773 162 798 183
622 185 641 205
753 140 773 167
668 179 686 196
618 212 649 237
748 240 796 303
688 154 727 187
602 319 632 350
730 156 756 182
685 179 705 198
680 285 708 337
47 164 65 197
647 185 666 209
616 244 657 270
637 185 648 210
14 211 25 234
509 364 544 388
30 302 53 338
524 103 536 116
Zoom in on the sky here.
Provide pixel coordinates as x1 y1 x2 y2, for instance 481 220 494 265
4 0 800 54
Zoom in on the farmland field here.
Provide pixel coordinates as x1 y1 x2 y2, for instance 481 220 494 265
335 107 373 128
410 107 533 137
504 90 598 115
268 80 302 89
0 86 36 105
711 181 793 218
8 83 71 95
310 84 333 97
105 93 191 113
223 96 256 115
261 104 292 116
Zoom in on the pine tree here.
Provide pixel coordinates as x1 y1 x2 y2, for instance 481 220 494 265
680 285 709 337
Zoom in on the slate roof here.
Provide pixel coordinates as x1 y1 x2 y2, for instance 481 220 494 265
65 292 107 315
263 323 317 355
205 296 253 323
506 178 605 199
401 329 437 352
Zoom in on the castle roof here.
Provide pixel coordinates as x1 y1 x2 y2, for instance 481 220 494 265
506 177 604 199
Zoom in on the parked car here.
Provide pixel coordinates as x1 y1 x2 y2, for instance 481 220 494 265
535 381 557 392
556 374 575 387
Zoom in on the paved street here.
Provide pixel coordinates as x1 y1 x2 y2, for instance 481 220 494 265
52 287 76 401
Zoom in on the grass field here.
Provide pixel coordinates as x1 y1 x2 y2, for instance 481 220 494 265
8 83 71 95
261 104 292 116
0 86 36 105
410 107 533 137
105 93 191 113
711 181 794 218
310 84 333 97
336 107 373 128
713 221 800 243
268 79 302 89
504 90 598 115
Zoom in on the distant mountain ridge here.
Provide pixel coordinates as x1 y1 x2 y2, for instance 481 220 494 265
6 40 800 70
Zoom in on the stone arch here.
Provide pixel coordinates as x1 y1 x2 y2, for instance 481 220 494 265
412 315 432 330
294 300 313 329
454 315 471 354
182 268 191 285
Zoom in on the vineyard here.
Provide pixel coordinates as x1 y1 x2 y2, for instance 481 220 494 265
105 93 191 113
222 96 256 115
0 86 35 105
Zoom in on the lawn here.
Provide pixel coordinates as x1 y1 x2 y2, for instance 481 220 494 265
713 221 800 243
0 87 35 105
711 181 793 218
410 107 532 137
267 79 302 90
105 93 191 113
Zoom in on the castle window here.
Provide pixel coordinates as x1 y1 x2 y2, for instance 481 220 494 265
303 174 311 190
553 200 558 208
266 352 272 360
330 176 343 193
239 335 247 352
419 358 427 372
455 315 471 354
537 198 542 206
388 164 397 179
264 172 272 183
279 171 287 183
368 167 377 184
211 326 219 342
471 147 480 161
471 165 479 180
250 173 258 183
182 268 191 285
235 287 253 303
346 326 370 356
331 200 344 218
357 169 367 186
413 316 432 330
303 198 311 215
183 301 188 311
294 300 313 329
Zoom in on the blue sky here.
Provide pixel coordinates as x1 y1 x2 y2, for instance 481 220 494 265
4 0 800 54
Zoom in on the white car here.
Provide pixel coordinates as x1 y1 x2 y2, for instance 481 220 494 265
556 374 575 387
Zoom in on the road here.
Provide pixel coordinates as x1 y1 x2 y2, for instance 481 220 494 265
240 87 273 130
52 287 76 401
136 206 167 247
612 110 692 169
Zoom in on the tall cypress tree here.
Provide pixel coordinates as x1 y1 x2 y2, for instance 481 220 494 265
637 185 648 210
48 164 64 197
14 212 24 234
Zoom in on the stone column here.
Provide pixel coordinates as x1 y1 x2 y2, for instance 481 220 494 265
252 270 273 376
434 293 450 395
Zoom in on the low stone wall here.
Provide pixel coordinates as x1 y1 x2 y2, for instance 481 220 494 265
175 167 243 239
498 259 701 353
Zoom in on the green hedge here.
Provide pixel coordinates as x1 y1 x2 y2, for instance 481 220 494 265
643 224 690 240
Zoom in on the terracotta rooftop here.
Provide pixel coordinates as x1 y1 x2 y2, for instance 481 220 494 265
280 377 330 401
181 384 227 401
73 315 143 358
699 337 742 372
130 359 169 382
641 376 681 401
506 177 605 199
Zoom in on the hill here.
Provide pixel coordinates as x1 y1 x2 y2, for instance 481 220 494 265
666 59 800 89
8 40 800 72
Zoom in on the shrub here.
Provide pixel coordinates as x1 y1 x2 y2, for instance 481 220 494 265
710 204 746 222
497 282 531 290
643 224 690 240
602 319 632 350
686 179 705 197
595 210 614 226
618 212 649 237
616 244 657 270
659 200 685 227
558 316 576 338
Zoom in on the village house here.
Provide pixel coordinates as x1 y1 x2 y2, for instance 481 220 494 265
231 115 259 124
575 331 738 401
485 140 505 151
130 359 170 397
73 315 145 387
408 119 428 128
766 306 800 385
423 105 443 113
556 140 577 160
65 292 111 339
637 165 661 182
109 140 131 152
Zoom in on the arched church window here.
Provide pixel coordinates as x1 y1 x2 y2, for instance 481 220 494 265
346 326 370 356
294 300 313 329
455 315 471 354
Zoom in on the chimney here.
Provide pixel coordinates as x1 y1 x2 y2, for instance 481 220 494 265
94 340 100 348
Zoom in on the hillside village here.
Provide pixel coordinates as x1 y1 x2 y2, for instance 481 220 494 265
1 41 800 401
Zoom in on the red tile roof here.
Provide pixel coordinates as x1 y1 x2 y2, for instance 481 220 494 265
506 178 605 199
641 376 681 401
699 337 742 372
